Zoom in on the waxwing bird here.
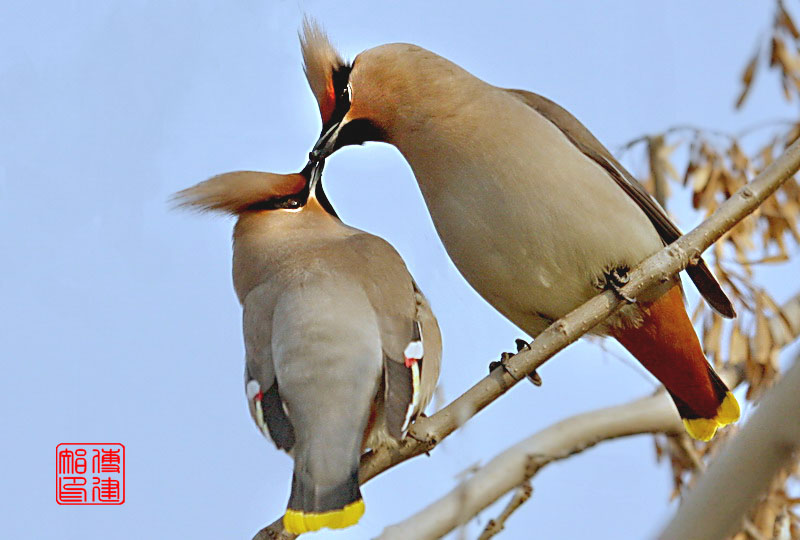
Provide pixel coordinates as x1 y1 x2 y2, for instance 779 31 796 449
300 21 739 441
174 162 441 533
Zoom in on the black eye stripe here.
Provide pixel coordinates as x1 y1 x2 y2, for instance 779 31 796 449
331 64 352 99
271 196 302 209
241 165 336 217
329 64 353 118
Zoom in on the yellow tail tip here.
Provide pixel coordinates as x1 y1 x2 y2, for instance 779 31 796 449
683 392 741 441
716 392 740 425
283 499 365 534
683 417 718 441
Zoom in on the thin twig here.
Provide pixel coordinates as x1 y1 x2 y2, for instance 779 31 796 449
617 119 795 154
477 481 533 540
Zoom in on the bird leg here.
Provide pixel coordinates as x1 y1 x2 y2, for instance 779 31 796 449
597 265 636 304
489 338 543 386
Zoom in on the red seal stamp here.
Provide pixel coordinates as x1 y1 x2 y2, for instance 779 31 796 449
56 444 125 505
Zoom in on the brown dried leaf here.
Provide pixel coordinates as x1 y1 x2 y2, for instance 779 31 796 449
754 499 778 539
729 227 755 271
771 36 784 67
782 73 793 101
754 298 773 365
779 4 800 39
769 347 781 371
761 141 776 169
690 163 713 194
746 363 764 400
759 290 782 316
729 141 750 173
658 141 682 183
691 300 705 325
729 324 749 366
740 253 790 265
776 34 800 72
694 166 721 210
785 123 800 147
736 49 760 109
703 313 723 362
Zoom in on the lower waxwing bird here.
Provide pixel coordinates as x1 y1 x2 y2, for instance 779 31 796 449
300 21 738 441
174 162 441 533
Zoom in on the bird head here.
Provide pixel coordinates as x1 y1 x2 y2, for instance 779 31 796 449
301 19 446 163
172 160 336 216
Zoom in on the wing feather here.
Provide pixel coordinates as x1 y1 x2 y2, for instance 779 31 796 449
506 88 735 318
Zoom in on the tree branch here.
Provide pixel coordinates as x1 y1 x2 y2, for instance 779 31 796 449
476 481 533 540
254 137 800 540
378 290 800 540
378 390 684 540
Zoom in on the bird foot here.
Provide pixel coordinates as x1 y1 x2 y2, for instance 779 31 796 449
599 266 636 303
489 338 542 386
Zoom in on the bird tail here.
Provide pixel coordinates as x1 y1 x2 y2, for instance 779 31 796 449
612 286 740 441
283 454 365 534
669 363 741 441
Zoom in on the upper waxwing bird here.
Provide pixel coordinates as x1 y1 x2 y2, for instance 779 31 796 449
174 162 441 533
300 21 739 441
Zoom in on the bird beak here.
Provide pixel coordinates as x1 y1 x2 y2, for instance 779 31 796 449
310 119 343 161
307 157 325 194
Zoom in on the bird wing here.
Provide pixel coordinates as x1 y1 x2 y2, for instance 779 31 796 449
345 234 442 439
245 364 296 451
506 88 735 318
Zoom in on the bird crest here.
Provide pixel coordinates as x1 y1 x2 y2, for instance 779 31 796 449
300 17 348 125
172 171 306 214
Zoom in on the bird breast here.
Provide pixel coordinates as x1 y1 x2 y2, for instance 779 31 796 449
393 88 663 334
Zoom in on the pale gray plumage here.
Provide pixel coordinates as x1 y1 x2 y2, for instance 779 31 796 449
174 167 440 531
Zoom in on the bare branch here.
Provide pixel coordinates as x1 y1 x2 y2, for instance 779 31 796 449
477 481 533 540
378 390 684 540
253 137 800 540
378 284 800 540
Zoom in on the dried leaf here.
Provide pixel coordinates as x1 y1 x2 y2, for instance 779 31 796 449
782 73 793 101
771 36 783 67
769 347 781 371
736 49 760 109
785 123 800 147
775 35 800 72
690 163 712 194
658 141 682 183
779 4 800 39
754 299 773 365
729 324 749 366
703 313 723 361
729 141 750 173
761 141 776 169
740 253 790 265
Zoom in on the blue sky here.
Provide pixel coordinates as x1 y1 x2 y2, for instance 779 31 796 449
2 2 797 539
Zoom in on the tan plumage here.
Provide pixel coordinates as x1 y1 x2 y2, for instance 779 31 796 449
175 167 441 532
173 170 305 214
302 22 738 440
299 18 344 125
